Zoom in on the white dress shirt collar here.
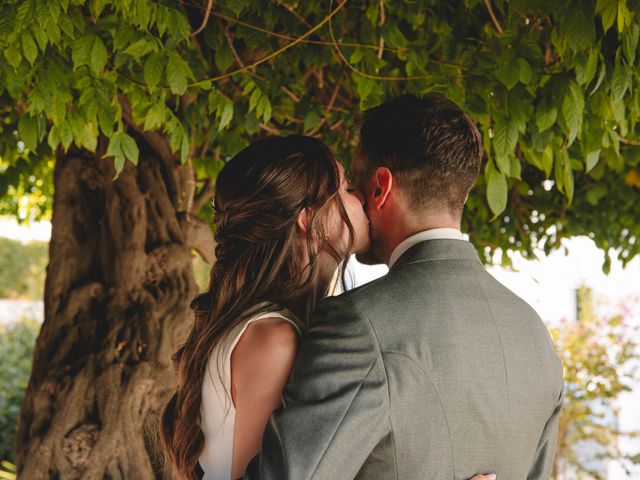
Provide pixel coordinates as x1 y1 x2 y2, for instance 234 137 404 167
388 228 467 267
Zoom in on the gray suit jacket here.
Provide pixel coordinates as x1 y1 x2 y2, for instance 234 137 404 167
245 239 564 479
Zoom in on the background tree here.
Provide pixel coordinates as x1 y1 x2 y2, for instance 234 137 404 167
550 287 639 479
1 0 639 477
0 317 40 467
0 237 48 299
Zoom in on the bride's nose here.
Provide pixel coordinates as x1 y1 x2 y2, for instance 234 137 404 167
353 188 365 205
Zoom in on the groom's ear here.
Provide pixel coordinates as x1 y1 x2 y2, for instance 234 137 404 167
372 167 393 209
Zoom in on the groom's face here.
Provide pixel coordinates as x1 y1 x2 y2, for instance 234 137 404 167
348 149 385 265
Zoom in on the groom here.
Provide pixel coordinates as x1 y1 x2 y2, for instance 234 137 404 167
245 94 564 479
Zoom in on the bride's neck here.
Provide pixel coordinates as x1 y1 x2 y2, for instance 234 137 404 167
286 259 338 322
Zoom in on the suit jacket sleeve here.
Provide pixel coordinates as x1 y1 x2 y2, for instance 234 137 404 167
244 295 390 480
527 384 564 480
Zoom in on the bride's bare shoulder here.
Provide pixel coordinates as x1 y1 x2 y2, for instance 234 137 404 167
231 317 298 382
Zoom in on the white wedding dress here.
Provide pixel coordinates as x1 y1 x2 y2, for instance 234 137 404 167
198 304 302 480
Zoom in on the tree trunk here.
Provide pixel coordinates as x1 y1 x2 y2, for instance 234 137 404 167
15 140 213 479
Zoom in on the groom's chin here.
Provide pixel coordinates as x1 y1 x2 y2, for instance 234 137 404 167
355 250 384 266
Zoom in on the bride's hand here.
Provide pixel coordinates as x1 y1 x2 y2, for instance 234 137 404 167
470 475 496 480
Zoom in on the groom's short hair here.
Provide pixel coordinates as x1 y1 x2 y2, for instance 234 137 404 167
356 93 483 215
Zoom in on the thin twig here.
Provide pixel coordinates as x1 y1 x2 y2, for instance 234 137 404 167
327 0 435 81
281 86 301 103
276 0 311 26
307 69 343 136
191 0 215 36
187 0 350 87
196 9 408 55
484 0 504 34
260 124 282 135
619 135 640 146
224 28 245 67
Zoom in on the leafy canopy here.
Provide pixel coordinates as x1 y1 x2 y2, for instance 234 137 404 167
1 0 639 270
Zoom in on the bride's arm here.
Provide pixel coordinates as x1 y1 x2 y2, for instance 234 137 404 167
230 318 298 479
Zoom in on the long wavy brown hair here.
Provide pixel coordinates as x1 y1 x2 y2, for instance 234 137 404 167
160 135 355 479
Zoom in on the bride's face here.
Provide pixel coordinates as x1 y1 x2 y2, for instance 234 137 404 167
328 162 371 256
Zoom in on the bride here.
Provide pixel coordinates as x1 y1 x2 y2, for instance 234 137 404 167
160 135 495 480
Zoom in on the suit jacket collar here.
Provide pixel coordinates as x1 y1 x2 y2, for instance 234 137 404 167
390 238 483 271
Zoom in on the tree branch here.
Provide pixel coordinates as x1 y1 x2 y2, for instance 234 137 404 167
187 0 350 87
484 0 504 34
180 214 216 264
192 178 216 213
191 0 216 36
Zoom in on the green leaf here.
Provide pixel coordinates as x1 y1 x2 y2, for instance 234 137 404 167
123 38 154 60
144 52 165 90
90 36 108 73
0 5 16 39
68 107 85 140
106 131 139 176
33 26 48 51
262 99 272 123
50 95 67 125
180 133 189 164
596 0 617 32
214 45 234 72
166 51 189 95
590 62 607 95
167 10 190 42
21 31 38 65
495 48 519 89
47 124 60 150
564 156 574 203
611 60 630 100
120 132 139 165
536 97 558 132
79 122 98 152
617 0 632 32
4 45 22 68
218 99 233 131
249 87 261 112
143 102 165 130
586 183 608 205
18 114 39 150
72 34 94 70
576 50 599 86
564 2 596 51
486 162 508 217
586 149 601 172
304 111 321 131
43 15 61 45
350 48 364 64
517 58 532 85
509 155 522 180
541 144 554 177
495 152 511 176
60 119 73 151
622 22 639 63
561 81 585 143
493 117 518 161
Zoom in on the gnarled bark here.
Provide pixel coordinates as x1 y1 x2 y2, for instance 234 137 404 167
15 141 214 479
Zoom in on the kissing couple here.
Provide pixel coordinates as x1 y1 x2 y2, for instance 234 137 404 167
161 93 564 480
